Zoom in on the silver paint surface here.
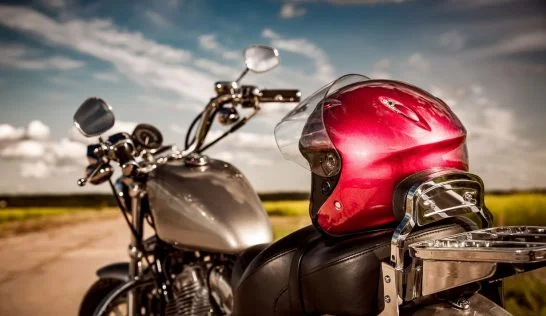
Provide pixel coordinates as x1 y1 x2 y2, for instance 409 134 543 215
147 158 273 253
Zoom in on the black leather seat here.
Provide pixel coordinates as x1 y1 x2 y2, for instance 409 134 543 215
232 220 473 316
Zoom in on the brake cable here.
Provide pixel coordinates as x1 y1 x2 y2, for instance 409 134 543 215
108 179 161 288
184 110 203 150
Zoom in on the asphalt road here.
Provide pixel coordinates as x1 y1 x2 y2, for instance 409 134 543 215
0 217 128 316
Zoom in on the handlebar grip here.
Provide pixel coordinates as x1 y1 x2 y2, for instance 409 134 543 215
260 89 301 103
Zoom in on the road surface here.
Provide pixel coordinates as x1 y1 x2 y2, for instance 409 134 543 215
0 217 128 316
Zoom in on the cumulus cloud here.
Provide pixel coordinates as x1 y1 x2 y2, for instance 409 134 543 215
170 125 277 166
194 58 239 77
407 53 430 72
469 30 546 58
21 161 50 178
0 44 85 70
92 72 120 82
0 120 89 178
0 120 50 145
0 5 216 103
215 151 274 166
0 140 46 159
262 28 335 82
27 120 51 140
438 83 545 189
171 126 277 151
371 57 391 79
143 10 171 28
280 4 306 18
198 34 240 61
439 30 465 51
0 124 25 142
136 94 201 112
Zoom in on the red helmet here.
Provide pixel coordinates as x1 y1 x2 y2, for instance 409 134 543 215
275 74 468 236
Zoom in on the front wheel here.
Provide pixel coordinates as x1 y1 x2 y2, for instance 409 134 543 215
79 278 125 316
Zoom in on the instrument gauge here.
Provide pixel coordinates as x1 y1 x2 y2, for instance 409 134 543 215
132 123 163 149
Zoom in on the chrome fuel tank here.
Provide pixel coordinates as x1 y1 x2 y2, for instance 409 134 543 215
147 157 273 253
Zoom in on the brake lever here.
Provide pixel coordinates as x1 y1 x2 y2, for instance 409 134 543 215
77 163 103 187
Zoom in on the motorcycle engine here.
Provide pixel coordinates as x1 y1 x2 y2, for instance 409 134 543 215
165 264 233 316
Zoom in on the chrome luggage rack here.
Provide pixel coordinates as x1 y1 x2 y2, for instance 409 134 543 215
410 226 546 263
379 169 546 316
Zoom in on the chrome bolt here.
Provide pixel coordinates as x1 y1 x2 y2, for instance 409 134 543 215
384 295 391 303
449 297 470 310
384 275 391 283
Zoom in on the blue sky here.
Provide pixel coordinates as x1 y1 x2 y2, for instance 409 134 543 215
0 0 545 193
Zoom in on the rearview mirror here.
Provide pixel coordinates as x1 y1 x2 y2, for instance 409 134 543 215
74 97 115 137
244 45 280 73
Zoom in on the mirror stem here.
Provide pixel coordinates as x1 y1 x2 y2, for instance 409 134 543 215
235 68 249 84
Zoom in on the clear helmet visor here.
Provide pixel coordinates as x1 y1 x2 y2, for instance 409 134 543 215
274 74 370 176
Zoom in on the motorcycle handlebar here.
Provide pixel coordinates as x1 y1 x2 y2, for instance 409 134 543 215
259 89 301 103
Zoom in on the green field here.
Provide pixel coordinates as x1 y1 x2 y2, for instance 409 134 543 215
1 193 545 315
0 207 117 237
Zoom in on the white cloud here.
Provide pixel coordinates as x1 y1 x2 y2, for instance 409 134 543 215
136 95 202 112
198 34 218 50
49 138 87 165
236 132 277 150
0 120 125 178
280 4 306 18
0 120 50 145
0 44 85 70
194 58 239 77
371 57 391 79
172 126 277 151
92 72 120 82
0 140 46 159
27 120 51 140
262 28 335 82
262 28 280 40
439 30 465 51
407 53 430 72
471 84 484 95
0 6 215 103
443 83 546 189
0 124 25 142
469 30 546 58
198 34 240 61
215 151 274 166
21 161 50 178
143 10 171 28
170 124 186 135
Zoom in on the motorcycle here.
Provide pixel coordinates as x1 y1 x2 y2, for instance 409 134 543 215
76 45 299 316
75 45 546 316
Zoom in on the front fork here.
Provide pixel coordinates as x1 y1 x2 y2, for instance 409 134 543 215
128 183 146 316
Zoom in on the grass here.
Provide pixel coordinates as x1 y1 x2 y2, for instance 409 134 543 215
1 194 545 315
0 207 117 238
486 193 546 226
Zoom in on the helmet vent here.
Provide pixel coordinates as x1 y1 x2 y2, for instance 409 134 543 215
379 97 431 131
